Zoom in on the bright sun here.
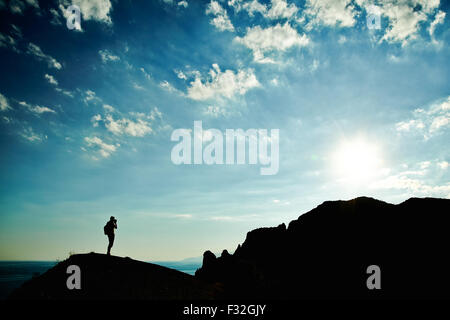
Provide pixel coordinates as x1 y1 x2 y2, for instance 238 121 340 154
332 138 382 184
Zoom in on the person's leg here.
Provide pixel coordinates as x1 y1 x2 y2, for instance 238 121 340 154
107 234 114 255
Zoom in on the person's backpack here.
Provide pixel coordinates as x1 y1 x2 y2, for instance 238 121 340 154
103 223 109 235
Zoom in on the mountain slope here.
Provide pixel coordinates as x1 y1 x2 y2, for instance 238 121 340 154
195 197 450 299
9 253 219 300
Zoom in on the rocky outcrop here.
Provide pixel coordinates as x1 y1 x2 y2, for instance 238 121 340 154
195 197 450 299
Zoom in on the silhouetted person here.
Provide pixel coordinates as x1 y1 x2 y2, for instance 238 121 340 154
104 216 117 256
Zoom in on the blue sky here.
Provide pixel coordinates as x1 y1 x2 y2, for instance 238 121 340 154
0 0 449 261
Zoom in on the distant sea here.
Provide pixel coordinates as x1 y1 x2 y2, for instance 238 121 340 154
0 260 201 300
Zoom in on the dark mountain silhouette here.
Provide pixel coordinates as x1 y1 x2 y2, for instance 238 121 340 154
9 197 450 300
9 253 220 300
196 197 450 299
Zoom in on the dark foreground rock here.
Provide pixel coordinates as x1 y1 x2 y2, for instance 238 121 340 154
9 197 450 300
195 197 450 299
9 253 220 300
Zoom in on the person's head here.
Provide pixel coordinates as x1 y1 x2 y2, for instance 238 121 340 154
110 216 116 222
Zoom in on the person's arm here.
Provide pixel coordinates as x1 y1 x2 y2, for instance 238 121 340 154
114 221 117 229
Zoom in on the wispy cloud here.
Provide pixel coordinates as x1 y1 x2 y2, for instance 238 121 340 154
104 114 153 137
178 1 188 8
265 0 298 20
44 74 58 86
429 10 446 45
84 136 119 159
0 93 11 111
27 43 62 69
235 23 309 63
304 0 356 28
206 0 234 32
19 101 56 115
99 49 120 63
187 64 260 101
370 160 450 198
19 127 46 143
396 96 450 139
173 214 192 219
84 90 100 104
140 67 151 80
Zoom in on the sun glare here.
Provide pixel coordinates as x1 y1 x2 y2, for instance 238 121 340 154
332 137 382 184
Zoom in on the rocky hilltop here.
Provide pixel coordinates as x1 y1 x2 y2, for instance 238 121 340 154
9 253 219 300
195 197 450 299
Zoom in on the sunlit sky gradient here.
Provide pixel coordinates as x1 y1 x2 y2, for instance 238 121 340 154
0 0 449 261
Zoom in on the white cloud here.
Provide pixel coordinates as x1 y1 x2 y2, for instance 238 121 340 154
206 0 234 32
140 67 151 80
19 101 56 114
354 0 441 46
20 127 46 143
149 106 163 120
235 22 309 63
229 0 298 19
178 1 188 8
396 96 450 139
91 114 102 127
55 87 74 97
159 80 183 95
265 0 298 19
379 2 427 45
304 0 357 28
84 136 118 159
429 10 446 36
302 0 443 46
84 90 99 103
26 43 62 69
395 119 425 131
60 0 113 25
371 160 450 199
44 74 58 86
46 77 74 97
133 82 144 90
103 104 115 112
187 64 260 101
104 114 153 137
229 0 267 17
0 93 11 111
99 49 120 63
173 214 192 219
174 69 187 80
429 10 445 44
437 161 449 170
